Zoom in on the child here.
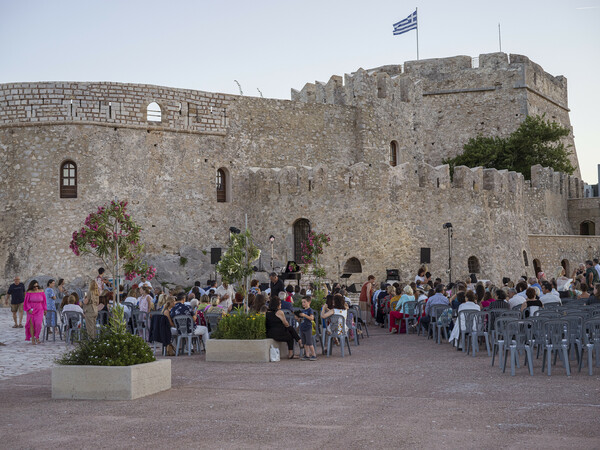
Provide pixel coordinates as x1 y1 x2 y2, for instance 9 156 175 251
298 297 317 361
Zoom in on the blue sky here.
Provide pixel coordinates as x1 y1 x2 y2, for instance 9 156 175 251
1 0 598 182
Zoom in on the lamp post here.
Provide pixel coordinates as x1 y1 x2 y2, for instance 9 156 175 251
443 222 453 284
269 235 275 271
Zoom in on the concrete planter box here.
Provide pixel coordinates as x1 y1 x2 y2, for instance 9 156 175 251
206 338 288 363
52 359 171 400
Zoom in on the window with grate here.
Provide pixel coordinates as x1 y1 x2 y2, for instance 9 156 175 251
389 141 398 167
467 256 480 274
523 250 529 267
60 161 77 198
216 168 227 203
293 218 311 263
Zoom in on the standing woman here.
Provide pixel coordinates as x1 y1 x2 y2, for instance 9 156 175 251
137 286 153 314
83 280 100 339
56 279 66 310
24 280 47 344
45 279 57 333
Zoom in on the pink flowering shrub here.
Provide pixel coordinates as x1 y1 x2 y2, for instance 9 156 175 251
70 200 155 281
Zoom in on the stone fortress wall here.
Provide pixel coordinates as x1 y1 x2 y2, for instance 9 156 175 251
0 52 598 290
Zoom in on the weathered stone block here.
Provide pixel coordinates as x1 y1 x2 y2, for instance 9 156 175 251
51 359 171 400
205 339 288 363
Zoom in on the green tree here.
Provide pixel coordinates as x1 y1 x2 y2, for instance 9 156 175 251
443 114 575 180
216 230 260 294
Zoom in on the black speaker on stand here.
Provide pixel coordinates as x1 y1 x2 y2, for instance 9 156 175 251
211 248 222 282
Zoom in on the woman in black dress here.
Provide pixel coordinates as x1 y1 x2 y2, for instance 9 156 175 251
265 297 301 359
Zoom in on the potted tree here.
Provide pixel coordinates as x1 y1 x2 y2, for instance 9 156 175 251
52 200 170 400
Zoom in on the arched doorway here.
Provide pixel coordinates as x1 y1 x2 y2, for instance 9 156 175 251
293 218 311 263
533 259 542 277
580 221 595 235
561 259 570 277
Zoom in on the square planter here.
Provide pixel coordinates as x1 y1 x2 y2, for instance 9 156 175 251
52 359 171 400
205 338 288 362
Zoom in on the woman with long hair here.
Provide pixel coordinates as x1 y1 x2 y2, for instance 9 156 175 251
23 280 46 344
84 280 100 338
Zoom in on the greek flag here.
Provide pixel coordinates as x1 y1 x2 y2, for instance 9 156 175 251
393 10 417 36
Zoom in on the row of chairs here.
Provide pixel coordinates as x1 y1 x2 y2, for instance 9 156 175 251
416 302 600 376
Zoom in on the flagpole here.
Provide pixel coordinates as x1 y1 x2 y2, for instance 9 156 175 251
498 23 502 52
416 7 419 60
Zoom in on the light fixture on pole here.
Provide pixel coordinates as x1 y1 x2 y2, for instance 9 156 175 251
443 222 453 284
269 235 275 271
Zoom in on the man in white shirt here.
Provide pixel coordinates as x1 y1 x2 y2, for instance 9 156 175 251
216 281 234 301
539 281 562 305
508 281 528 309
138 276 152 290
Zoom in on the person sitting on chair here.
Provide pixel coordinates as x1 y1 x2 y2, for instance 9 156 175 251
265 297 301 359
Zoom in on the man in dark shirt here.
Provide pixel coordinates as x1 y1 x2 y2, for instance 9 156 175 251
170 292 209 346
7 276 25 328
585 260 599 290
269 272 284 300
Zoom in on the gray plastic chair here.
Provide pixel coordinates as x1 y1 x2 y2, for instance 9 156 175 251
132 310 149 341
435 307 453 344
466 311 491 357
326 314 351 357
491 317 515 368
579 318 600 375
399 301 418 334
427 305 448 342
541 319 571 376
416 300 427 336
500 310 522 320
172 315 199 356
349 305 369 338
205 312 223 335
43 310 62 342
456 310 475 353
503 320 534 376
346 310 359 346
63 311 85 345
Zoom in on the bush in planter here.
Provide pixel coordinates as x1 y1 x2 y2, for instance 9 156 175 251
57 306 155 366
212 312 266 340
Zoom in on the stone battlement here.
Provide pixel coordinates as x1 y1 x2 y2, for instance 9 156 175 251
0 81 232 134
291 52 569 111
245 162 583 199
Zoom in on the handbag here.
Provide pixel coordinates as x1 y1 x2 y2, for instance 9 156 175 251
269 345 280 362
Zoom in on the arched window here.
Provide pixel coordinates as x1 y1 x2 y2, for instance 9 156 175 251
60 161 77 198
293 218 311 263
580 220 595 236
523 250 529 267
389 141 398 167
216 168 229 203
343 257 362 274
147 102 161 122
467 256 480 274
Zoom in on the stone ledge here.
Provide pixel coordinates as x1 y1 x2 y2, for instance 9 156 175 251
51 359 171 400
205 338 288 363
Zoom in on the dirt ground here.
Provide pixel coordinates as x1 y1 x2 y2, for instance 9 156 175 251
1 327 599 449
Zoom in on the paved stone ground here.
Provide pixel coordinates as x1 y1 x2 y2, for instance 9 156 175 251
1 314 599 449
0 308 67 379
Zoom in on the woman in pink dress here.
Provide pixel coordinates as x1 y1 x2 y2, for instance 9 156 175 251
23 280 47 345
